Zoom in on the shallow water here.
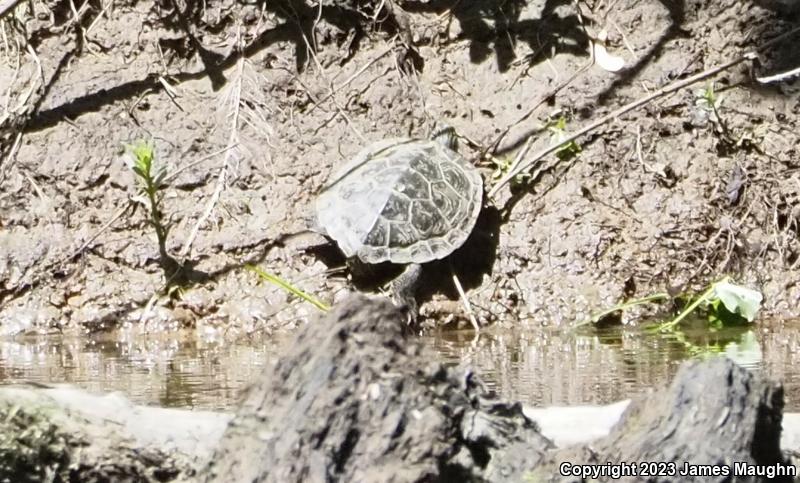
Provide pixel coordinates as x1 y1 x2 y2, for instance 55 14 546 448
425 323 768 407
1 319 799 411
0 330 279 411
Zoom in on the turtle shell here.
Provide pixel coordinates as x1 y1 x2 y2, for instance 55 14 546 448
315 137 483 265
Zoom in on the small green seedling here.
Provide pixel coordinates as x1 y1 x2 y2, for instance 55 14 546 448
491 155 513 181
246 265 330 312
694 83 730 134
545 116 581 161
125 139 181 282
126 140 168 245
490 155 530 187
695 83 722 113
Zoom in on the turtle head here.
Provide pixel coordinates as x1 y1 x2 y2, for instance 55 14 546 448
430 122 457 150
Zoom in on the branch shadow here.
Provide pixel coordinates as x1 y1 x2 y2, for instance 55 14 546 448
489 0 689 215
403 0 587 72
593 0 690 106
23 0 590 132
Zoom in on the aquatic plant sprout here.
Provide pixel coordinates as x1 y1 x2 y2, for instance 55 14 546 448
584 277 763 330
712 280 763 322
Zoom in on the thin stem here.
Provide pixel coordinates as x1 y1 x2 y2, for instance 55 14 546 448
576 292 670 328
657 277 730 331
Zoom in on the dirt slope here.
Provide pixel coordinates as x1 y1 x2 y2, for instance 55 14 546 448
0 0 799 333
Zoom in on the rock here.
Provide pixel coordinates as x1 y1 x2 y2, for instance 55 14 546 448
532 357 790 482
204 295 552 483
523 400 630 448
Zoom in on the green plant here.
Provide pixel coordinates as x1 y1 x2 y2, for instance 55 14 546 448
584 292 670 326
545 116 581 161
655 277 762 331
490 155 530 187
490 155 512 181
246 265 329 312
125 140 182 282
695 83 721 113
584 277 762 331
694 82 730 137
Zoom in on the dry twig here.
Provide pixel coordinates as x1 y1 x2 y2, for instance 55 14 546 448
451 268 480 333
178 36 244 258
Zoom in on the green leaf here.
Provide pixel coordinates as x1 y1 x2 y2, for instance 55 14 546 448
132 166 146 179
153 169 168 189
246 265 330 312
712 281 762 322
126 140 155 175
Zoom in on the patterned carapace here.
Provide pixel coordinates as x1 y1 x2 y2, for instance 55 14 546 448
315 137 483 265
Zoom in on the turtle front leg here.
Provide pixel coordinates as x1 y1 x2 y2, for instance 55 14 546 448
391 263 422 324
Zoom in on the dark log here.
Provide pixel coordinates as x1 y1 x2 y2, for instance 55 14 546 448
204 295 553 482
205 295 793 483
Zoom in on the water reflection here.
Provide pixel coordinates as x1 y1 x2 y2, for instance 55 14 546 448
0 331 282 410
0 320 799 411
424 319 800 410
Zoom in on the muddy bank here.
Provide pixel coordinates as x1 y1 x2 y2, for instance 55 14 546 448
0 0 799 332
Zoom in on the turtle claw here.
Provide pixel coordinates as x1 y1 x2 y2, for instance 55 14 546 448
392 263 422 326
398 298 419 327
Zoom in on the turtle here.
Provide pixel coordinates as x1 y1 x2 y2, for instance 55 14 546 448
313 125 483 321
